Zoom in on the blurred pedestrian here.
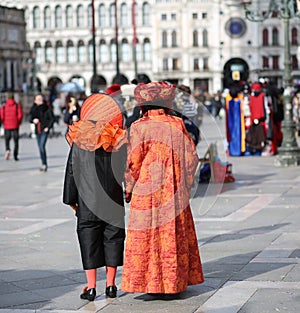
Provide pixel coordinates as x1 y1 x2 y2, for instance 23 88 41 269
63 94 128 301
0 93 23 161
52 94 64 125
178 84 199 126
30 94 54 172
211 90 223 118
266 83 283 155
122 81 204 294
63 96 81 126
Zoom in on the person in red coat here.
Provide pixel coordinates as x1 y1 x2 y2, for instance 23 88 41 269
0 93 23 161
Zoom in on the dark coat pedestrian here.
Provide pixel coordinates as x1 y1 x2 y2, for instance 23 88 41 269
30 94 54 171
63 93 128 301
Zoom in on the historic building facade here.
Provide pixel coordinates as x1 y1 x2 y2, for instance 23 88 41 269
2 0 300 94
0 5 29 93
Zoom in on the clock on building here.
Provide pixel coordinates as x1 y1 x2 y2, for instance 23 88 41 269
225 17 247 38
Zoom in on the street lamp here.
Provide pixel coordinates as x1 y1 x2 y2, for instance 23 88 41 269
31 51 37 93
115 0 120 81
91 0 98 93
241 0 300 166
132 0 138 80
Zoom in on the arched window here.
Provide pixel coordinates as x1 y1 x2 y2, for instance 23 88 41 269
44 6 51 29
56 41 64 63
99 39 108 62
272 27 279 46
109 3 116 27
292 28 298 46
135 39 141 61
88 40 93 63
77 5 84 27
163 58 168 71
33 6 40 29
171 31 177 47
292 55 298 70
34 42 42 64
262 28 269 46
110 39 117 62
45 41 53 63
66 5 73 28
142 2 150 26
194 58 199 70
121 38 130 62
193 30 198 47
88 4 92 27
55 6 63 28
67 40 75 63
120 3 128 27
78 40 86 63
162 31 167 47
99 4 106 26
202 29 208 47
143 38 151 61
24 6 29 25
263 56 269 68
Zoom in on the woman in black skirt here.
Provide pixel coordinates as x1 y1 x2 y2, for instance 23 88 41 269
63 93 128 301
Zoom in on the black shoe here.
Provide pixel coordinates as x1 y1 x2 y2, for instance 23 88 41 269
105 285 117 298
80 288 96 301
14 157 19 161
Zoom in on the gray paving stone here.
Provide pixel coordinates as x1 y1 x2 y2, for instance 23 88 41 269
238 288 300 313
231 263 295 281
1 117 300 312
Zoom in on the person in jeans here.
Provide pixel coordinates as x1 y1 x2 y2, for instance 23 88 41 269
0 93 23 161
30 94 54 172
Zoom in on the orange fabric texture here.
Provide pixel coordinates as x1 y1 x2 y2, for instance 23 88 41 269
121 109 204 294
66 93 127 151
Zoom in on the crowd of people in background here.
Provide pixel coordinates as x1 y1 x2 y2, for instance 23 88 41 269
2 78 300 166
225 79 285 157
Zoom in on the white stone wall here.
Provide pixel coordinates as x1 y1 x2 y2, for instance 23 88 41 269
1 0 300 94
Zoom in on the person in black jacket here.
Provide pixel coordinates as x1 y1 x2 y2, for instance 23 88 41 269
30 94 54 172
63 93 127 301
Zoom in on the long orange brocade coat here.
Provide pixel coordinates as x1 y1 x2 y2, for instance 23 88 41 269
122 109 204 294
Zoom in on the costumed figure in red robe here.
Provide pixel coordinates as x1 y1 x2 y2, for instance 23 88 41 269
247 82 267 155
122 82 204 294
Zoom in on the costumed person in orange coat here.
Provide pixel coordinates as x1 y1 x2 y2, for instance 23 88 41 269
63 93 128 301
225 86 246 156
121 81 204 294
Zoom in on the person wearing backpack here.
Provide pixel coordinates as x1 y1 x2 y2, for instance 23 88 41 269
0 93 23 161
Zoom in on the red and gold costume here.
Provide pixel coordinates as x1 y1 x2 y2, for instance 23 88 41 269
121 82 204 294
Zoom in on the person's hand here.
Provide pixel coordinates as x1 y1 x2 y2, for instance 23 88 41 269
125 192 132 203
70 204 78 211
33 118 39 124
44 127 49 132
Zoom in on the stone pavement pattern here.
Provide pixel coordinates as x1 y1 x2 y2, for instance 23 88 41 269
0 118 300 313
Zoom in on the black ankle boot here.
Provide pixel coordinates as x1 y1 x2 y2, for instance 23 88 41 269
105 285 117 298
80 288 96 301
